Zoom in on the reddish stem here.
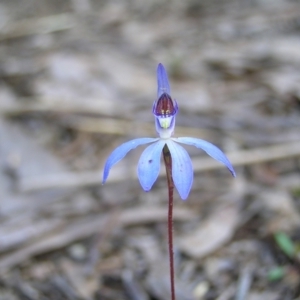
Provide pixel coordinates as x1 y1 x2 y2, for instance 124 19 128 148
163 145 176 300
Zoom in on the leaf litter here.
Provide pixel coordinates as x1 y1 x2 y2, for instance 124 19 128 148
1 0 300 299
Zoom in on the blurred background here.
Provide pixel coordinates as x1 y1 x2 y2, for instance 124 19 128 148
1 0 300 299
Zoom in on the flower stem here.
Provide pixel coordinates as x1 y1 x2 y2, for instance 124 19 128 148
163 145 176 300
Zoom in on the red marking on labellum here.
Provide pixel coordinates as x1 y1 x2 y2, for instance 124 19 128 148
154 93 175 116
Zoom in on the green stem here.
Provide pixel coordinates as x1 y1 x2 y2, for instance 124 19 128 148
163 145 176 300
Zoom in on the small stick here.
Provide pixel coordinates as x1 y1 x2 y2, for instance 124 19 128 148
0 206 196 271
0 13 75 41
19 141 300 192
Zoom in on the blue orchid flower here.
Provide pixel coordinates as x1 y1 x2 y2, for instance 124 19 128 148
102 63 236 200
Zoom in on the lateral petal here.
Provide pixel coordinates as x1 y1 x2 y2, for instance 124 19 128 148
157 63 171 98
138 140 166 191
102 138 158 183
173 137 236 177
166 140 193 200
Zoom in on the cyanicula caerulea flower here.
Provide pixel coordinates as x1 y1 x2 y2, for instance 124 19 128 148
103 63 236 200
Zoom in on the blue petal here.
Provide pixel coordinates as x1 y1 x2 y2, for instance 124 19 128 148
102 138 158 183
138 140 166 191
173 137 236 177
166 140 193 200
157 63 171 97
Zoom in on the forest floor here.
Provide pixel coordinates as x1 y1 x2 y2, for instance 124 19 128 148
1 0 300 299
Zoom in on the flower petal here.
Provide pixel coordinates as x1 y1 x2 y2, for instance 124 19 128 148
157 63 171 97
138 139 166 191
102 138 158 183
173 137 236 177
166 140 193 200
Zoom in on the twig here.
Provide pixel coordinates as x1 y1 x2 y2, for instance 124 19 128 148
216 284 236 300
235 267 253 300
0 206 196 271
19 141 300 192
1 99 122 117
122 270 149 300
0 13 75 41
1 103 212 137
65 116 212 137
